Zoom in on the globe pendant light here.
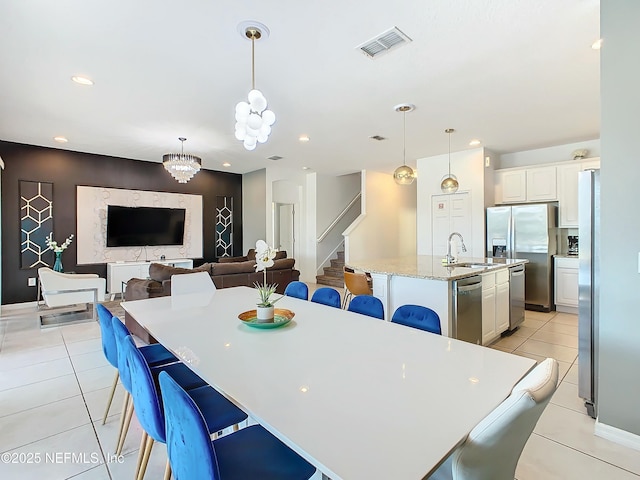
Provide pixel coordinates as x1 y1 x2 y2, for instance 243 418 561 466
234 23 276 151
393 103 416 185
441 128 459 193
162 137 201 183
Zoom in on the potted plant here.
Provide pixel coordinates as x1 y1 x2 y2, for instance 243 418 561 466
253 240 281 322
45 233 74 272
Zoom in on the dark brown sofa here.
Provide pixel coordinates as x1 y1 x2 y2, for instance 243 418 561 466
123 253 300 343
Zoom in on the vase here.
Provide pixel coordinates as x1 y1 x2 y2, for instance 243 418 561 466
53 251 63 272
256 305 275 323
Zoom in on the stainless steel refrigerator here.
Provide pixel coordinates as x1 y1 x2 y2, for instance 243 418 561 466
578 169 599 418
486 203 557 311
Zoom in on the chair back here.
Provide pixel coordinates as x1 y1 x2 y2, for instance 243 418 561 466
447 358 559 480
159 371 218 479
310 287 341 308
171 271 216 296
96 304 118 368
123 333 166 443
111 317 136 393
343 271 372 296
391 304 441 335
284 281 309 300
347 295 384 319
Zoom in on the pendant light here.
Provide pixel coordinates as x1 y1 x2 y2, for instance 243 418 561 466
393 103 416 185
440 128 459 193
234 23 276 151
162 137 201 184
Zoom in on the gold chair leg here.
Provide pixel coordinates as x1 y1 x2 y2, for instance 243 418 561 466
116 393 133 456
137 436 155 480
134 431 148 480
163 458 172 480
102 371 120 425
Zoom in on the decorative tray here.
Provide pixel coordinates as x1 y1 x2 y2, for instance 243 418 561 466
238 308 295 329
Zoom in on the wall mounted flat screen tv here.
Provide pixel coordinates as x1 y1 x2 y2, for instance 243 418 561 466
106 205 186 247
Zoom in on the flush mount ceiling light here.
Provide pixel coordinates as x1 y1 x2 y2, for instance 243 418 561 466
71 75 94 86
441 128 459 194
162 137 201 184
234 23 276 151
393 103 416 185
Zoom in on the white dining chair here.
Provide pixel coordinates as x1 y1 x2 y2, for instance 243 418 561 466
171 271 216 296
427 357 559 480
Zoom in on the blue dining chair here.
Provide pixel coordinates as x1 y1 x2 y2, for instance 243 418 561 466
310 287 341 308
159 370 316 480
97 305 177 425
125 334 249 480
391 304 441 335
284 281 309 300
347 295 384 320
111 317 207 456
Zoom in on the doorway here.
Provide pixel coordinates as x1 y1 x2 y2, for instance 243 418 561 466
273 203 295 258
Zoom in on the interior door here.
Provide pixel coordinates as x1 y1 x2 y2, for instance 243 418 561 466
432 192 471 257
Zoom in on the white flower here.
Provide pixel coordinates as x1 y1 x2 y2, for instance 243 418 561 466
254 239 276 272
46 233 74 253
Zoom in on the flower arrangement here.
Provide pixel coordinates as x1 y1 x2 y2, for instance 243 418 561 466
45 233 74 252
253 240 281 308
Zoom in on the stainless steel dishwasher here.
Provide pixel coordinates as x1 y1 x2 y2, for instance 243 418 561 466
508 264 525 332
452 275 483 345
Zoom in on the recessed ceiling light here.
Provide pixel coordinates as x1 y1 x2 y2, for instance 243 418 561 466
222 162 231 167
591 38 603 50
53 136 68 143
299 135 310 142
71 75 94 86
302 166 310 170
469 139 481 146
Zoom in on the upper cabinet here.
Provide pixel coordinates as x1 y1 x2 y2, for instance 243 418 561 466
557 157 601 228
495 165 556 204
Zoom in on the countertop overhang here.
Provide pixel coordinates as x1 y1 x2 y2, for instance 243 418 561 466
345 256 529 281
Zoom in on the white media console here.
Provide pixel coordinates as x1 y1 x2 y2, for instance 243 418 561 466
106 259 193 296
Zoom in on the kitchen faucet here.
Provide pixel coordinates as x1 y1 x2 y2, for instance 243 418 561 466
446 232 467 264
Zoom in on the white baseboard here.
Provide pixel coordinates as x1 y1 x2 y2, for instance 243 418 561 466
1 301 38 311
595 420 640 451
555 305 578 315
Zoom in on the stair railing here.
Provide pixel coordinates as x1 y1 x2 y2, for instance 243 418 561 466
316 239 345 277
316 193 361 243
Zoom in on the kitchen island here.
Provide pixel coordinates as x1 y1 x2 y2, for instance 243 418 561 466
345 255 528 344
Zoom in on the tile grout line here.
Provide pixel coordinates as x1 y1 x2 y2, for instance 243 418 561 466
529 432 640 478
61 331 114 480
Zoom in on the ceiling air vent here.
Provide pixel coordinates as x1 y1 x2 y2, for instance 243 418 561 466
357 27 412 58
369 135 386 141
267 155 283 161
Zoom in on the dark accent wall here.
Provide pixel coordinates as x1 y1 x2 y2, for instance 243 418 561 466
0 141 243 304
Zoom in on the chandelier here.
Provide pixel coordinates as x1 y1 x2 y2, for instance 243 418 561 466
440 128 459 193
234 23 276 151
162 137 201 184
393 103 416 185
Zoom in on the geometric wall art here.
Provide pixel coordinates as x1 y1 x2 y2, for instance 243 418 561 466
215 196 233 258
20 181 54 269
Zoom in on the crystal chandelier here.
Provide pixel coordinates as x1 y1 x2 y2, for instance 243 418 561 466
440 128 459 193
234 24 276 151
393 103 416 185
162 137 201 184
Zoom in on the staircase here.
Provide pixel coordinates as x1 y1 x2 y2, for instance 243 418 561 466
316 251 345 288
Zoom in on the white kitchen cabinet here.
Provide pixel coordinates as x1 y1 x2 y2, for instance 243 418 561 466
482 269 510 345
107 258 193 296
557 158 600 228
554 256 579 313
495 170 527 203
526 166 557 202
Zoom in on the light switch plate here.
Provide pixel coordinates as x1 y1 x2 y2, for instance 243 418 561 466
28 277 36 287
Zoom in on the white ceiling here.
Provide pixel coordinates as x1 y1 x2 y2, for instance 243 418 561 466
0 0 600 176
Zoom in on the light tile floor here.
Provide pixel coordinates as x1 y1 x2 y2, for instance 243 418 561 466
0 292 638 479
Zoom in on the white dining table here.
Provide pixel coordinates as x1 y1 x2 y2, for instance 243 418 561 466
122 286 535 480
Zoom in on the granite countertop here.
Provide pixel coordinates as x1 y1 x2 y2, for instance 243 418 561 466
345 255 528 281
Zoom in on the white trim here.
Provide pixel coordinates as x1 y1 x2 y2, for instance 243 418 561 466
1 301 38 311
595 419 640 451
